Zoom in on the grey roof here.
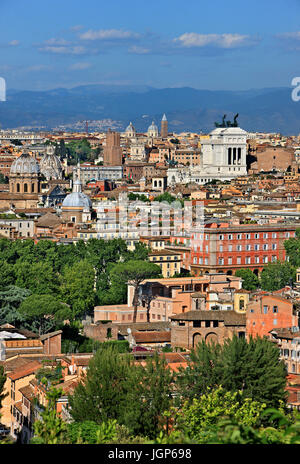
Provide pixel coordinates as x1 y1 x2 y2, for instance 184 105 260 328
62 192 92 208
10 153 40 175
171 310 246 326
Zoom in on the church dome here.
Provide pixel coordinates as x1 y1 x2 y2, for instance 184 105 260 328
148 121 158 131
62 178 92 209
10 153 40 175
62 192 92 208
40 146 63 180
147 121 159 136
125 122 136 133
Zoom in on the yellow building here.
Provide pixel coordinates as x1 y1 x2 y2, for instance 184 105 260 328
233 289 250 313
148 249 182 277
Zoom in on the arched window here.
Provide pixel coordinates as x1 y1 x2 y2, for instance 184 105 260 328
24 183 28 193
32 184 35 193
193 332 201 348
239 298 245 311
17 183 20 193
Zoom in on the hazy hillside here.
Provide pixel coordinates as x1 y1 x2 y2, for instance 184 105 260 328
0 85 299 134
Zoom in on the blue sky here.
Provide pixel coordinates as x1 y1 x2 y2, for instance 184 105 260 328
1 0 300 91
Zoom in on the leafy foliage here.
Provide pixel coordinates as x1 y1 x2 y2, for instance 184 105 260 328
260 261 296 291
177 335 287 409
235 268 260 291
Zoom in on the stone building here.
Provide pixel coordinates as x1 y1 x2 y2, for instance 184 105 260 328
170 310 246 349
0 152 42 209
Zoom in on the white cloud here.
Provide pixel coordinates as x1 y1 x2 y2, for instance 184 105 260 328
69 62 92 70
8 40 20 46
79 29 140 40
25 65 51 72
44 38 71 46
277 32 300 40
128 45 150 54
38 45 88 55
174 33 258 49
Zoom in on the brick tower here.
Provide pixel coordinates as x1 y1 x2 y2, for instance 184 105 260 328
161 113 168 138
103 130 122 166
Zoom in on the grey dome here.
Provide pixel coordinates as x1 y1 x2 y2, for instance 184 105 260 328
148 121 158 132
40 149 63 180
125 122 135 133
10 153 40 175
62 191 92 208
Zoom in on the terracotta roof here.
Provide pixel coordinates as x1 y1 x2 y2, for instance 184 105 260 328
8 360 42 381
132 331 171 343
39 330 62 341
14 401 23 413
159 352 188 363
117 322 171 335
19 385 35 402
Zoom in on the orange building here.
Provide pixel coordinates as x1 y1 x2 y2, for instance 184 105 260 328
246 293 299 339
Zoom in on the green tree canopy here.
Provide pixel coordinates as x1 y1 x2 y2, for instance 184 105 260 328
68 345 134 424
235 268 260 291
59 259 96 319
177 335 287 409
18 294 72 335
260 261 295 291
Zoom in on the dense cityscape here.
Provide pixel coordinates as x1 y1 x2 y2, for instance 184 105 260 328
2 0 300 452
0 114 300 445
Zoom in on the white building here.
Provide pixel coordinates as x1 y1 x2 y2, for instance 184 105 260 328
168 126 248 185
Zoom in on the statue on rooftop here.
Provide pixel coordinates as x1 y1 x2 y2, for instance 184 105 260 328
214 113 239 128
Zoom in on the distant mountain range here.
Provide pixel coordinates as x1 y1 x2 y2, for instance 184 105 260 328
0 84 299 134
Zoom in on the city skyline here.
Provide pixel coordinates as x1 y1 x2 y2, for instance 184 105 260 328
1 0 300 91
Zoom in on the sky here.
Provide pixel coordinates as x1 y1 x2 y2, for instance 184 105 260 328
1 0 300 91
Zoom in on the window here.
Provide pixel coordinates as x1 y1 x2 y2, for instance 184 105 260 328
219 234 224 240
228 234 233 240
205 320 210 328
254 244 259 251
228 257 232 265
272 232 277 238
228 245 233 252
263 233 268 239
245 257 251 264
246 233 251 239
255 233 260 239
246 244 251 251
272 243 277 250
237 256 241 264
263 244 268 250
273 306 278 313
237 234 242 240
237 245 242 251
263 306 268 314
213 320 219 327
273 319 277 325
